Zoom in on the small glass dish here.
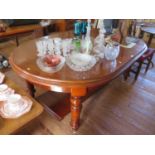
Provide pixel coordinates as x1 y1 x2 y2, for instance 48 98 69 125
36 55 65 73
66 52 96 72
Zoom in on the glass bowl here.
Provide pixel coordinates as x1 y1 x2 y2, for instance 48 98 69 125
66 53 96 72
36 55 65 73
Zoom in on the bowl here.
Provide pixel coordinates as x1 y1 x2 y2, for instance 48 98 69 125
66 53 96 71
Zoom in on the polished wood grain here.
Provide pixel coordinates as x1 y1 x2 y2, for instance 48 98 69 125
36 66 155 134
38 65 155 134
5 66 155 135
0 77 43 135
9 31 148 130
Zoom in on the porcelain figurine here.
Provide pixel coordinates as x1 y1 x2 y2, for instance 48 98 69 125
81 19 93 54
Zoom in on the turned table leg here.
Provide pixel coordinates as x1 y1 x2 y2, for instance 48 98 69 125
26 81 36 97
70 87 87 130
70 96 82 130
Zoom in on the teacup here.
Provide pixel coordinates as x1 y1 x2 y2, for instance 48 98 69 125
4 94 22 114
7 94 21 103
0 84 15 101
0 84 14 94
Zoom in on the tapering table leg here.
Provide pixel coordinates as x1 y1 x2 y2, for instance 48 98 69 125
70 96 82 130
26 81 36 97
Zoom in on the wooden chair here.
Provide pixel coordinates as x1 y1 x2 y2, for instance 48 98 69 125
111 19 130 44
124 48 155 80
111 20 155 81
123 20 155 81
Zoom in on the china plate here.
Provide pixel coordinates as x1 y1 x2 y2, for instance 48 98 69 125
125 37 139 44
36 55 65 73
66 53 96 71
0 96 32 119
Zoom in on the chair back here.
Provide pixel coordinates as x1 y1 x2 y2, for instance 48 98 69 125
118 20 131 43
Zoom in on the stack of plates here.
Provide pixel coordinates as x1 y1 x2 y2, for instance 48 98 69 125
0 94 32 119
0 76 33 119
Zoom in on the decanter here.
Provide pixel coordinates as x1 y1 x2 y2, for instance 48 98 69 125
81 19 93 54
93 19 106 59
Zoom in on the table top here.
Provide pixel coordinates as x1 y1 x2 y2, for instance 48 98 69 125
9 31 147 92
141 26 155 35
0 24 43 38
0 77 43 135
136 22 155 27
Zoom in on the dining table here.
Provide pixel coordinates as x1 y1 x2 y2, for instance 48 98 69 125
136 22 155 47
9 30 147 130
140 26 155 47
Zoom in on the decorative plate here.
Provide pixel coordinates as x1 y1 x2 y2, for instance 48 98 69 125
66 53 96 71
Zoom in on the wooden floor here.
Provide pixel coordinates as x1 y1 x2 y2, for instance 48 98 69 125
1 34 155 135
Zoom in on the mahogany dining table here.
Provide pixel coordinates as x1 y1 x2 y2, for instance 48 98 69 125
9 31 147 130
